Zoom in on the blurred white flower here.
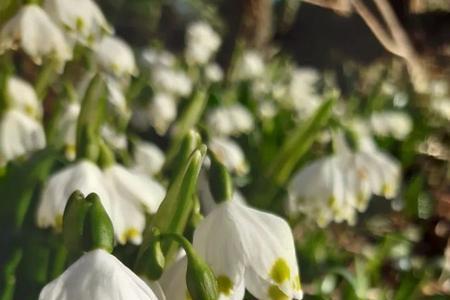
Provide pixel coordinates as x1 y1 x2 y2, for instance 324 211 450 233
205 63 223 82
431 98 450 121
152 66 192 97
44 0 112 45
194 200 303 300
132 141 165 176
94 36 137 78
0 4 72 70
235 50 265 80
185 21 221 65
101 125 128 150
105 77 130 118
103 164 165 244
288 132 401 227
39 249 159 300
54 102 80 160
142 48 175 68
146 93 177 135
206 104 254 136
37 160 111 229
0 109 46 166
288 68 321 117
209 137 248 175
7 76 41 119
370 111 413 140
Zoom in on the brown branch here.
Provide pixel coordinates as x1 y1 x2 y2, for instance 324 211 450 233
301 0 353 15
350 0 401 55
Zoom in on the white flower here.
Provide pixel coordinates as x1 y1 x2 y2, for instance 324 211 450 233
235 50 265 80
288 68 321 118
287 154 357 227
94 36 137 78
142 48 175 68
370 111 413 140
53 102 80 160
431 98 450 121
0 4 72 70
205 63 223 82
44 0 112 45
101 125 128 150
288 133 401 227
206 104 254 136
159 255 188 300
147 93 177 135
151 66 192 97
185 21 221 65
7 76 41 118
103 164 166 244
105 77 130 118
132 141 165 176
37 160 111 229
0 109 46 166
209 137 248 175
39 249 159 300
193 200 303 300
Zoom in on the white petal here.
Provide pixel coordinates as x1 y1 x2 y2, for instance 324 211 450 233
37 160 110 229
159 256 189 300
94 36 137 77
7 76 41 118
39 249 158 300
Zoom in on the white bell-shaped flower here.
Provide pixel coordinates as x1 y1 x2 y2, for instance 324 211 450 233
193 200 303 300
0 4 72 69
205 63 224 82
54 102 80 160
369 111 413 140
7 76 41 118
94 36 137 78
103 164 166 244
159 256 189 300
207 104 254 137
101 125 128 151
39 249 159 300
132 141 165 176
235 50 265 80
147 93 177 135
209 137 248 175
0 109 46 166
44 0 112 45
142 48 175 69
288 68 322 118
185 21 221 65
151 66 192 97
287 154 358 227
37 160 111 229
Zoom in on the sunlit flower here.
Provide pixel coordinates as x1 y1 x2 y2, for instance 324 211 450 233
370 111 413 140
94 36 137 78
37 160 111 229
0 4 72 70
44 0 112 45
235 50 265 80
132 141 165 176
206 104 254 136
209 137 248 175
39 249 159 300
7 76 41 119
185 21 221 65
103 164 166 244
193 200 303 300
0 109 46 166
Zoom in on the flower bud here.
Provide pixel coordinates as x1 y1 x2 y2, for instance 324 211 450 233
208 150 233 203
62 190 90 255
82 193 114 253
185 249 219 300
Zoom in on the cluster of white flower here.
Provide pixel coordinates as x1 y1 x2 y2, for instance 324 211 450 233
288 130 401 227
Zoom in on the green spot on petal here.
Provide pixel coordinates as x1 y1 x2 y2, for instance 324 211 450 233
268 285 289 300
217 275 233 295
270 258 291 284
